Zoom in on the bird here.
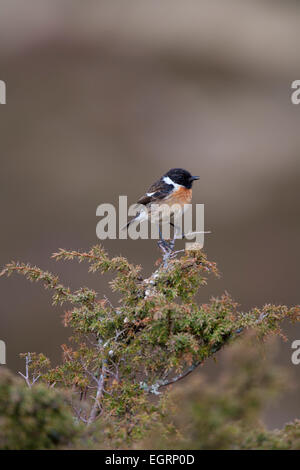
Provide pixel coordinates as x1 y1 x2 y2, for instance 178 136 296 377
124 168 199 250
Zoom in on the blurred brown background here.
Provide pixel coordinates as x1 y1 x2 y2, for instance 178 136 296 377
0 0 299 429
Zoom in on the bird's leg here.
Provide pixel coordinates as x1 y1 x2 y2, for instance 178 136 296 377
167 224 175 252
157 227 174 266
170 222 185 240
157 239 171 255
168 238 175 251
158 226 173 253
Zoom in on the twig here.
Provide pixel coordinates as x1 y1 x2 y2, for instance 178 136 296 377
18 353 40 388
87 363 107 425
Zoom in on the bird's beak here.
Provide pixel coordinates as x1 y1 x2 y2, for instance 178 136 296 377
191 176 200 181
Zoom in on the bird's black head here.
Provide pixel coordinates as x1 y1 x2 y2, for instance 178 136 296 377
164 168 199 189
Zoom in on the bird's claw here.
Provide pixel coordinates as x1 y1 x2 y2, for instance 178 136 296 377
157 238 175 254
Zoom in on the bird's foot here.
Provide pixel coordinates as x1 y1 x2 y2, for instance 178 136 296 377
157 238 175 254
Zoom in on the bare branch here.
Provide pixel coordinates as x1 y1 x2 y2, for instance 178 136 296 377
87 363 107 425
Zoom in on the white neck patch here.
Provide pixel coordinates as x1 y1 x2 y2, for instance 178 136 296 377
163 176 183 190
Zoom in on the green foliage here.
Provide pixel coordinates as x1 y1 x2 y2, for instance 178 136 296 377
140 335 289 450
242 420 300 450
0 368 79 450
1 245 299 448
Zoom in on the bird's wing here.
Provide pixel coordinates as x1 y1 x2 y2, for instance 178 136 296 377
137 178 174 206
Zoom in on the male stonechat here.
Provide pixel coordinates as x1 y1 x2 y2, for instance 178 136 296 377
125 168 199 250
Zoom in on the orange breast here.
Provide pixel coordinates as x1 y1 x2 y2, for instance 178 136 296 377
166 187 192 206
149 187 192 223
